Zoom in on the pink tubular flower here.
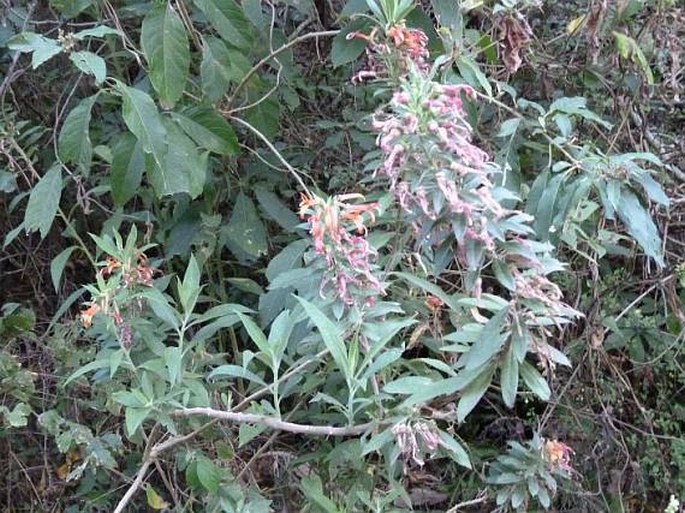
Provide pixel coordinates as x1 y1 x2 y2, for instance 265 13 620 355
299 193 384 308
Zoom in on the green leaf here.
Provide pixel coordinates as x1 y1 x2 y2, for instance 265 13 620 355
172 107 238 155
147 119 207 199
179 254 201 314
141 3 189 108
331 20 369 67
255 187 300 232
616 189 664 266
63 359 109 386
519 361 551 400
296 296 350 379
58 95 97 172
73 25 121 39
50 246 77 292
194 0 252 49
164 346 183 385
195 455 221 493
115 81 168 172
5 403 31 427
457 363 495 422
201 36 241 101
110 133 145 207
125 407 151 437
24 164 62 238
7 32 62 68
437 430 471 468
461 306 509 370
265 240 308 282
300 474 342 513
69 51 106 85
236 312 270 355
456 54 492 96
500 343 519 408
221 192 268 260
208 364 266 386
497 118 521 138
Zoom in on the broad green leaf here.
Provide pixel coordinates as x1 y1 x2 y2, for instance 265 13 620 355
50 246 77 292
616 189 664 267
194 0 252 49
24 164 62 238
221 192 268 260
147 119 207 198
58 94 97 172
195 455 221 493
456 363 495 422
141 3 189 108
492 260 515 291
172 107 238 155
115 81 167 171
69 51 106 85
384 376 436 394
200 36 244 101
331 20 369 67
255 187 300 232
110 133 144 207
519 361 551 400
461 306 509 370
500 344 518 408
7 32 62 68
361 428 394 456
613 31 653 84
296 296 350 379
401 364 488 408
63 357 109 387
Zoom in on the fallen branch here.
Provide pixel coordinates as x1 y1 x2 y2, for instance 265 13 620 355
172 407 376 436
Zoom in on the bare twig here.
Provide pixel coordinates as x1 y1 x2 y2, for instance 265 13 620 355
226 29 339 110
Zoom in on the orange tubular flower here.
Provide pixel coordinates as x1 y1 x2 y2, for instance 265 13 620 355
99 257 122 278
543 439 574 472
80 303 102 328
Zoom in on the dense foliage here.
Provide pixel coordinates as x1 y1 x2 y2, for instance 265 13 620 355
0 0 683 511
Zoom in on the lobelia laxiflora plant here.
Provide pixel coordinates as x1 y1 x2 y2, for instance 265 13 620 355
304 12 581 508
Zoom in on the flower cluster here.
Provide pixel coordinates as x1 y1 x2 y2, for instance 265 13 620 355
299 193 384 308
392 420 448 471
347 23 429 83
373 79 508 273
542 439 574 473
80 252 157 347
370 69 578 359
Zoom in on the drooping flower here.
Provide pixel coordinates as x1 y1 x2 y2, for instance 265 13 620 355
80 303 101 328
299 193 384 307
542 439 574 473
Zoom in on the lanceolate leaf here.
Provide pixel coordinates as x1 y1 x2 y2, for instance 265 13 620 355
110 133 144 207
58 94 97 173
616 188 665 267
519 361 551 401
115 81 167 172
500 344 519 408
296 297 350 380
457 363 496 422
141 4 189 108
194 0 252 50
24 164 62 238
